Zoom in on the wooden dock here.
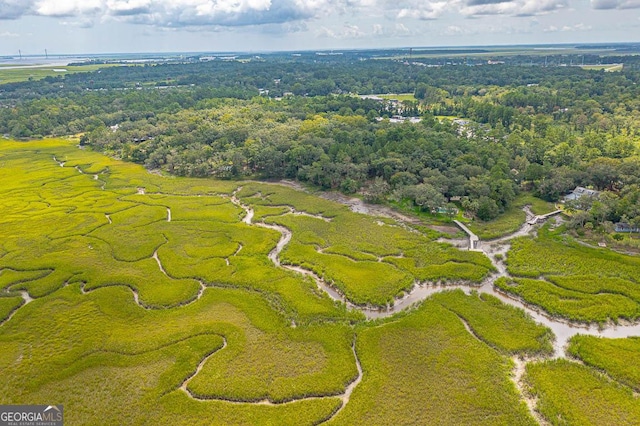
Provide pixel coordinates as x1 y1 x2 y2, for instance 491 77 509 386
453 220 481 251
526 210 563 226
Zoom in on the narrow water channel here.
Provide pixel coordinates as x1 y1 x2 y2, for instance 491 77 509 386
232 188 640 358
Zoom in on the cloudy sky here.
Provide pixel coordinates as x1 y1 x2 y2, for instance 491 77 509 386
1 0 639 55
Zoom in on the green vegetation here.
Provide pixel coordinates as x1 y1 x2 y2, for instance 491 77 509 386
579 64 623 72
329 300 537 425
517 194 557 216
1 49 639 424
495 227 640 323
0 64 119 85
0 139 370 424
496 277 640 324
188 324 356 402
525 359 640 426
568 336 640 391
507 228 640 278
4 137 606 425
0 296 23 322
550 275 640 304
2 54 639 237
375 93 417 101
467 193 556 240
0 284 345 425
432 290 553 355
0 138 361 321
467 203 527 240
239 182 492 306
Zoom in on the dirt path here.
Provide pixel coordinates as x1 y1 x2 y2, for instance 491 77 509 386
511 357 549 426
320 192 421 223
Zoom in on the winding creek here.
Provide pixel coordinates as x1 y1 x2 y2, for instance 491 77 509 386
231 187 640 359
6 158 639 422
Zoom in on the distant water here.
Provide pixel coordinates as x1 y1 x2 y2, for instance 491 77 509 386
0 56 88 68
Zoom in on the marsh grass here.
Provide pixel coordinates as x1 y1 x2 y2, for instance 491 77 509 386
500 227 640 323
329 300 537 425
0 283 352 424
432 290 553 355
0 138 604 425
568 336 640 392
525 359 640 425
495 277 640 324
262 205 492 306
0 296 23 322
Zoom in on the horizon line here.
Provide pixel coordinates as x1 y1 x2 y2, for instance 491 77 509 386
2 41 640 59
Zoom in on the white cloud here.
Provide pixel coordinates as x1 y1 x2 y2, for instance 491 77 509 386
317 23 365 38
34 0 103 17
0 0 623 32
0 0 327 26
461 0 568 17
106 0 152 16
591 0 640 9
0 0 35 19
395 1 450 20
544 22 593 32
442 25 467 35
0 31 20 37
368 22 419 37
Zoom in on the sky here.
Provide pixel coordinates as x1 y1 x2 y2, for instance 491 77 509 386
1 0 640 55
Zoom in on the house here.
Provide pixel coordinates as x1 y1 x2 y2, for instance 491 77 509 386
564 186 600 202
615 223 640 233
378 116 422 124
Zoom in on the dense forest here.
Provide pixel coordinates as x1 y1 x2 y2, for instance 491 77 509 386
1 54 639 228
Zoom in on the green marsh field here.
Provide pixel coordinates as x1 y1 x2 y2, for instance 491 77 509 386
1 138 640 425
0 64 120 85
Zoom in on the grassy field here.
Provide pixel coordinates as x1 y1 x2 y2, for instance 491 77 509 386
0 284 346 424
525 359 640 425
2 138 637 424
0 138 507 424
329 300 538 425
432 290 553 356
496 226 640 323
0 64 120 84
375 93 417 101
517 193 557 216
496 277 640 324
468 206 526 240
507 227 640 281
239 182 493 307
568 336 640 391
467 193 556 240
579 64 623 72
0 140 365 423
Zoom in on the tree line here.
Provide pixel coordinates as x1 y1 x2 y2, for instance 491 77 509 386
1 55 639 225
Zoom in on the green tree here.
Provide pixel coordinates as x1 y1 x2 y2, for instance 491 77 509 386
477 196 500 221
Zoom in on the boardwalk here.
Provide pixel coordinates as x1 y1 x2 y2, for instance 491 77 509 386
526 210 563 226
453 220 481 251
